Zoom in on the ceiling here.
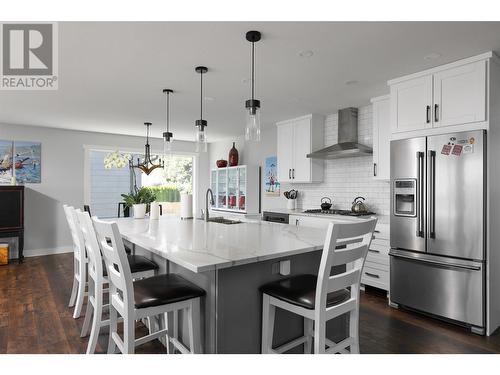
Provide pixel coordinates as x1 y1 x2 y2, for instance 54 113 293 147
2 21 500 142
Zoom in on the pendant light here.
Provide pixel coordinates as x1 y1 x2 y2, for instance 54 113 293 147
245 30 262 142
131 122 163 175
163 89 174 160
195 66 208 153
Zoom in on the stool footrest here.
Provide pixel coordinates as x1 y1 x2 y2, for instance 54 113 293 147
275 335 308 354
325 337 354 354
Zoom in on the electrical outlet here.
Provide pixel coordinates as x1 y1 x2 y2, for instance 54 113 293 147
279 260 291 276
271 262 280 274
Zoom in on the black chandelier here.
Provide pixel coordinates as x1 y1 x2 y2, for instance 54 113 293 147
131 122 163 175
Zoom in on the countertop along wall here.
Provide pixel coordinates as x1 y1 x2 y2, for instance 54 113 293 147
0 123 209 256
208 104 390 215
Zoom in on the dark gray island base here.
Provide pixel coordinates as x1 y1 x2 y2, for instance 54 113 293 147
167 250 348 353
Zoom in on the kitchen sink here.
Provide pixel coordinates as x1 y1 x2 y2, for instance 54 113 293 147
207 217 243 225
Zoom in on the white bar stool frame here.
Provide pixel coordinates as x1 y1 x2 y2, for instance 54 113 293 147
72 208 157 354
63 205 87 319
92 217 202 354
261 219 377 354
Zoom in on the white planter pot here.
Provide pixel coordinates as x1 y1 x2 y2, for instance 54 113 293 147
133 204 147 219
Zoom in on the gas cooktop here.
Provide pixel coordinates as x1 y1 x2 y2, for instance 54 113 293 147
302 209 375 217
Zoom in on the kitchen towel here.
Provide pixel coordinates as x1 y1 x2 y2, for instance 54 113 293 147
181 194 193 219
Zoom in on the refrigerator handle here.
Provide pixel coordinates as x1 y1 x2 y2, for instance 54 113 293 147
390 252 481 271
416 151 425 237
429 150 436 239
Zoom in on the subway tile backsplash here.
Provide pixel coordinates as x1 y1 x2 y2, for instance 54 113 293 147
286 105 391 215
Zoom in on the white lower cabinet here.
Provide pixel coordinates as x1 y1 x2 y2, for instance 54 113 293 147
289 215 390 293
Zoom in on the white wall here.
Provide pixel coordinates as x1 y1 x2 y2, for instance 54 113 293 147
0 123 209 256
209 104 390 215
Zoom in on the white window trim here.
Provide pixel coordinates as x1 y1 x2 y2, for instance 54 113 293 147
83 144 199 217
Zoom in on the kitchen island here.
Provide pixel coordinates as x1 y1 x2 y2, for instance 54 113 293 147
110 216 351 353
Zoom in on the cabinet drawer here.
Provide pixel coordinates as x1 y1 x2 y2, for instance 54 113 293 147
373 223 389 240
366 249 389 266
361 265 389 290
369 242 389 256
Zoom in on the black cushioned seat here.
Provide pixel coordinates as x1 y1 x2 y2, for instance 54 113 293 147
134 274 206 309
102 255 159 276
259 274 350 310
127 255 159 273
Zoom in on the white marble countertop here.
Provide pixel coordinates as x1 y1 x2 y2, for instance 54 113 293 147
108 217 333 273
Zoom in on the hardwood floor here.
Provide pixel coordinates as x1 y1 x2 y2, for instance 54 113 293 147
1 253 499 354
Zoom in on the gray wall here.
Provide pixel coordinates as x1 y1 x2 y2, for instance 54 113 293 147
0 123 209 255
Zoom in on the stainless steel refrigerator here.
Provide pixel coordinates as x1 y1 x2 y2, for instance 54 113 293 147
389 129 486 334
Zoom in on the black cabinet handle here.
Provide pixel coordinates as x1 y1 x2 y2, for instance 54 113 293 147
289 169 291 179
365 272 380 279
426 105 431 123
373 163 377 177
434 104 439 122
292 169 295 179
368 249 380 254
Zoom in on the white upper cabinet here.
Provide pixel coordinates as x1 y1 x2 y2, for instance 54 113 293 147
276 114 324 183
390 75 433 133
292 118 312 182
389 53 492 136
276 122 294 182
433 60 486 127
371 95 391 180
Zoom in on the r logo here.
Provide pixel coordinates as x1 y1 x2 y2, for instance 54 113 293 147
2 23 53 76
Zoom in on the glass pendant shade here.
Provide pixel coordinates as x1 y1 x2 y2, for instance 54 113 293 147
244 30 262 142
194 66 208 153
162 89 174 164
195 125 207 153
163 135 173 161
245 106 261 141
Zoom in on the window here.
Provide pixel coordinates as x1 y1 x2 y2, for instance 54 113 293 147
141 155 193 215
88 150 193 218
89 150 135 218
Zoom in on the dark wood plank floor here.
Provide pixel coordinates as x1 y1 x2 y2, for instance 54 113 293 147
1 253 499 354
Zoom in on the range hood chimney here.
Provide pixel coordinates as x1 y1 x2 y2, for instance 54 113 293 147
307 107 373 159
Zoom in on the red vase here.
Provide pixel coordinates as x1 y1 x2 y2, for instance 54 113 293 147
228 142 239 166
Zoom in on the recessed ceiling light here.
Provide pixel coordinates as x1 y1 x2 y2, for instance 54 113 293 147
299 50 314 58
424 52 442 61
345 80 358 86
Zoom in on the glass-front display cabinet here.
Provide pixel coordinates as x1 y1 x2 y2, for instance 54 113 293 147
210 165 259 214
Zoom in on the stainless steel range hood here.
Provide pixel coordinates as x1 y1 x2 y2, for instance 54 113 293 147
307 107 373 159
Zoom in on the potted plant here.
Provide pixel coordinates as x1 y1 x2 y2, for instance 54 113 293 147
121 187 156 219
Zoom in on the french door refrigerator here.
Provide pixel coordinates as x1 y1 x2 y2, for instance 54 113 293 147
389 129 486 334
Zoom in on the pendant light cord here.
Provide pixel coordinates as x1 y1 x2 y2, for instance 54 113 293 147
166 92 170 133
200 70 203 120
251 41 255 100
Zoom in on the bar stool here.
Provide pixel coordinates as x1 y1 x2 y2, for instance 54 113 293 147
92 217 205 354
68 207 160 353
63 204 87 318
260 219 377 354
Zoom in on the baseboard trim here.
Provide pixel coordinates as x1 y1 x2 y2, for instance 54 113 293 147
23 246 72 258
